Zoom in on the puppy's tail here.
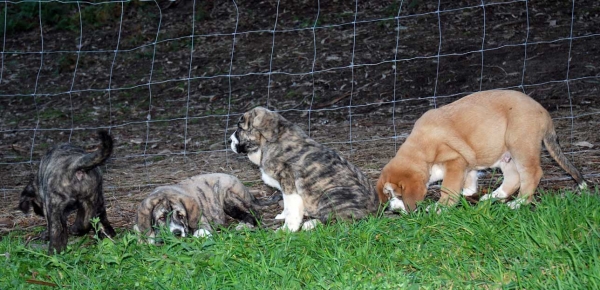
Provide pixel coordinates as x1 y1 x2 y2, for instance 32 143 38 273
73 130 113 172
253 192 283 207
543 128 587 190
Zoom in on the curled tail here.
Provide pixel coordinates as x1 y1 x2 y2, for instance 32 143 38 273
73 130 113 172
253 191 283 207
543 128 587 190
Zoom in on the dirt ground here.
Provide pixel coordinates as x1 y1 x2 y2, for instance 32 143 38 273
1 0 599 236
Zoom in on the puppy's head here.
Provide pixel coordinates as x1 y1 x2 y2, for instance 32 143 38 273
377 164 426 213
230 106 280 156
19 180 44 217
135 189 200 243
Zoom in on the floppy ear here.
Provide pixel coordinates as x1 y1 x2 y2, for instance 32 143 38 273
18 181 36 214
135 195 163 235
180 197 200 231
398 179 426 212
239 111 252 130
251 107 279 142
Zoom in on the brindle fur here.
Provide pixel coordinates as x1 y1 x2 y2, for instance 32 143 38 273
231 107 380 230
134 173 281 241
19 131 115 254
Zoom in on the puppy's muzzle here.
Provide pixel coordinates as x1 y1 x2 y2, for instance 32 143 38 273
230 131 247 154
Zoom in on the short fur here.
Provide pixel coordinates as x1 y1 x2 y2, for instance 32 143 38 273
134 173 281 242
377 90 587 212
19 130 115 254
230 107 380 232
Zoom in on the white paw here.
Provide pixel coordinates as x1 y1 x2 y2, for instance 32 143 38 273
193 229 212 238
275 210 286 220
301 219 321 231
235 222 255 231
479 194 492 201
278 220 302 232
425 203 446 215
507 198 526 210
491 188 508 199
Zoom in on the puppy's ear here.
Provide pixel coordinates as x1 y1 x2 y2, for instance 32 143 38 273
179 197 200 231
398 179 426 212
239 111 252 131
18 181 36 213
136 195 163 235
251 107 279 142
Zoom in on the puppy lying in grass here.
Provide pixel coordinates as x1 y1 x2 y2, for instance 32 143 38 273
133 173 281 243
377 90 587 213
19 130 116 254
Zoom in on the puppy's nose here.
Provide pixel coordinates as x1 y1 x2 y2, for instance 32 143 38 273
172 229 182 237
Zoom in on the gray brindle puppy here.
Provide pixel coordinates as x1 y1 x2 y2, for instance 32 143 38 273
19 130 116 254
133 173 281 243
230 107 380 232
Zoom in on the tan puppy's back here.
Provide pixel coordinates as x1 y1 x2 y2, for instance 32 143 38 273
412 90 551 167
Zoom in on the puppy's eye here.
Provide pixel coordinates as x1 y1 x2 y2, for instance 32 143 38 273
176 212 184 220
158 216 166 222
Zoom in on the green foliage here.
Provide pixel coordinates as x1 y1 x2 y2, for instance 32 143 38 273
1 191 599 288
0 1 147 35
0 1 77 34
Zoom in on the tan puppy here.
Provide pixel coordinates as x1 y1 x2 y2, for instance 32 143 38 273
377 90 587 212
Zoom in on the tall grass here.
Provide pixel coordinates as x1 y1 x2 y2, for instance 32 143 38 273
1 191 599 289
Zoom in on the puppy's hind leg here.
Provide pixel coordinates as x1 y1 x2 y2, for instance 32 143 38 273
480 159 520 202
461 170 478 196
508 151 543 209
96 195 116 238
46 200 69 254
70 200 94 236
224 195 260 227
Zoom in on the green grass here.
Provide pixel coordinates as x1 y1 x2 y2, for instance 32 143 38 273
1 192 599 288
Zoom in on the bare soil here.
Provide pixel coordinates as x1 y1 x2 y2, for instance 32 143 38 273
1 0 599 236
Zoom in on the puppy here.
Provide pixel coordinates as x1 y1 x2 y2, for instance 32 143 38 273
19 130 116 254
377 90 587 213
133 173 281 243
230 107 380 232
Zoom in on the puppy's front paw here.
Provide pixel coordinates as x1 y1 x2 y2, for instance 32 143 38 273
479 194 492 201
301 219 321 231
276 220 302 232
274 210 287 220
193 229 212 238
235 222 255 231
425 203 446 215
507 198 527 210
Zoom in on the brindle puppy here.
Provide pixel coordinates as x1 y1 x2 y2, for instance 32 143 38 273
230 107 380 232
19 130 115 254
134 173 281 243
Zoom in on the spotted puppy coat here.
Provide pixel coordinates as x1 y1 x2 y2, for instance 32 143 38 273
19 131 115 254
230 106 380 232
134 173 281 243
